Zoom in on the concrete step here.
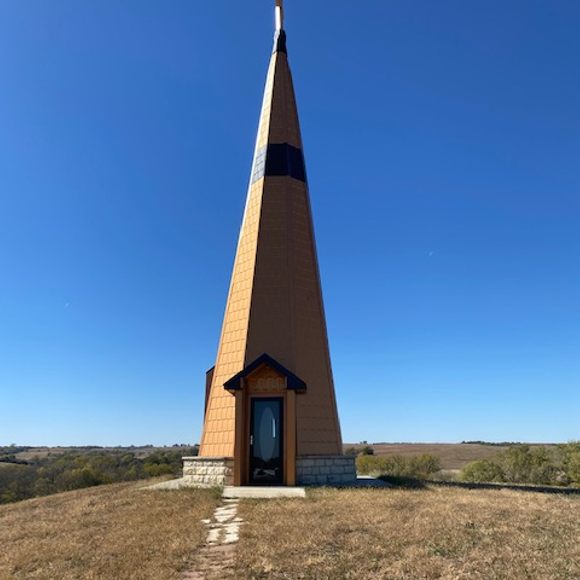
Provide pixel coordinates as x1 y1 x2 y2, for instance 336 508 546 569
223 486 306 499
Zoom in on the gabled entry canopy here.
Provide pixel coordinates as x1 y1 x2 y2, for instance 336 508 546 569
223 353 307 392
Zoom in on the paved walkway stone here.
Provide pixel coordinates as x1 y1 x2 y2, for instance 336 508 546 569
184 498 243 579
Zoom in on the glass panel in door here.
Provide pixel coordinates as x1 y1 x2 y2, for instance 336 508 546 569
250 398 283 485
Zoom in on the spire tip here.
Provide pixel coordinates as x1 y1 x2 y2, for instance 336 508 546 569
275 0 284 31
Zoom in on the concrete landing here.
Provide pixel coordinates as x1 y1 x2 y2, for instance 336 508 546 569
223 486 306 499
144 476 389 493
144 478 191 491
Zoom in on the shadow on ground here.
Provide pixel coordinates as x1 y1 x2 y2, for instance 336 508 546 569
376 476 428 490
428 479 580 495
374 476 580 495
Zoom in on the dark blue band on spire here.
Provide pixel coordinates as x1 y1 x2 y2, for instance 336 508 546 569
273 30 287 54
266 143 305 181
252 143 306 183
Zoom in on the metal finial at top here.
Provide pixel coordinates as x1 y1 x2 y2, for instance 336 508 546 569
275 0 284 31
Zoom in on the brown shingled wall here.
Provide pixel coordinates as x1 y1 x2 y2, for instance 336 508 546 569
199 46 342 458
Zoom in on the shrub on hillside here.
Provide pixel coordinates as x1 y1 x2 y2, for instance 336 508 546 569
408 455 442 478
460 459 505 483
459 444 579 486
356 455 383 475
356 454 440 479
56 466 103 491
498 445 552 484
560 441 580 486
144 463 175 477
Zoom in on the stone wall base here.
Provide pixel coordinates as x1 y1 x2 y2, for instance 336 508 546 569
296 455 357 486
183 455 356 487
182 457 234 487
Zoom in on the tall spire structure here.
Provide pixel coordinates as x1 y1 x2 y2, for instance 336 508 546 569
188 1 354 487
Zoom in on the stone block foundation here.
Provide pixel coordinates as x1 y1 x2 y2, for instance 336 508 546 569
182 457 234 487
296 455 357 486
182 456 356 487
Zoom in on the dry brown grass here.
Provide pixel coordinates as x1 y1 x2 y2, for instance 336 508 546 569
235 486 580 579
0 481 219 579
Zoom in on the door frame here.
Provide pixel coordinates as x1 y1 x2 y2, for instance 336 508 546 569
248 396 284 486
231 375 298 487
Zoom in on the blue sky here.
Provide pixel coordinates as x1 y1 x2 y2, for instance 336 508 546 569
1 1 579 446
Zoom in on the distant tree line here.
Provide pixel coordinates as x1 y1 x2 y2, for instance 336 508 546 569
0 446 199 504
0 446 34 456
461 441 532 446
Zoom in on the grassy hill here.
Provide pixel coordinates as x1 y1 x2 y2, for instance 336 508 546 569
0 481 219 579
235 486 580 579
1 481 578 579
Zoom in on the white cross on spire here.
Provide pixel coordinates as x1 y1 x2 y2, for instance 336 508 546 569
275 0 284 31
